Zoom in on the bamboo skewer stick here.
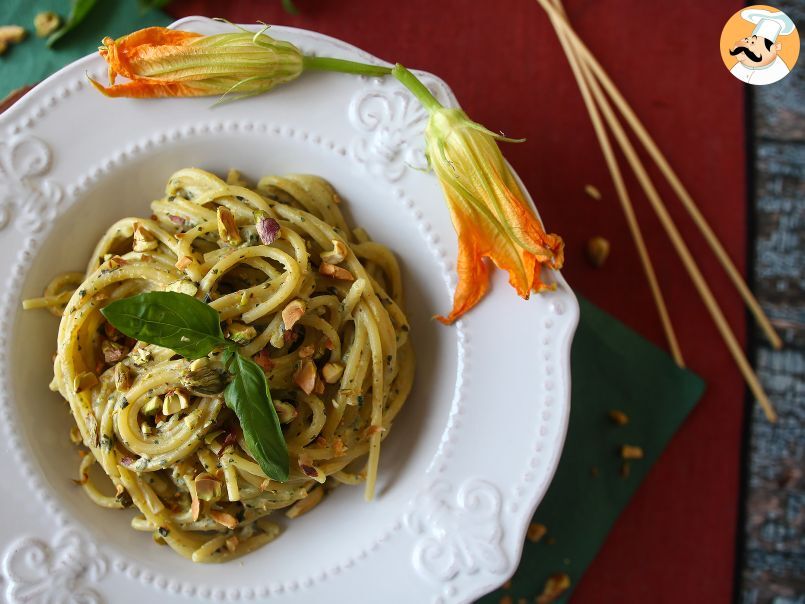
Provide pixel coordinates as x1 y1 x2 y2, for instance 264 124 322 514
539 0 782 351
545 0 684 367
537 0 777 422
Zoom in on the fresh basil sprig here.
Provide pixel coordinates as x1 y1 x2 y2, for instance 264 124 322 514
222 349 289 481
101 292 225 359
101 292 289 481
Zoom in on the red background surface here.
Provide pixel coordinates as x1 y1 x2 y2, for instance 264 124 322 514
167 1 749 601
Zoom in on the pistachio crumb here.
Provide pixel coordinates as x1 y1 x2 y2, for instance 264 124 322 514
526 522 547 543
620 444 644 460
608 409 629 425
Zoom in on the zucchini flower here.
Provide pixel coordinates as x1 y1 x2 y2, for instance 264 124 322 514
90 26 390 100
393 65 564 324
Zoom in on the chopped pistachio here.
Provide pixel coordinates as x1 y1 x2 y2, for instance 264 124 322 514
162 390 189 415
102 340 128 364
181 366 225 396
281 299 306 330
33 12 61 38
320 240 348 264
142 396 161 416
130 347 152 366
209 509 238 529
216 206 241 245
132 223 158 252
585 236 610 267
536 573 571 604
0 26 26 54
194 472 221 501
225 535 239 553
527 522 547 543
298 458 326 484
620 444 644 460
140 421 154 436
321 362 344 384
73 371 98 393
175 255 194 271
584 184 602 200
165 278 198 296
293 359 317 395
319 262 354 281
228 322 257 344
608 409 629 425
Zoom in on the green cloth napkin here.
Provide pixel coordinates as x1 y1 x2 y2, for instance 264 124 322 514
479 297 706 603
0 0 171 100
0 3 707 599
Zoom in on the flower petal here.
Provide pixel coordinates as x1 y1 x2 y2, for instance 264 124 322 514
88 76 203 98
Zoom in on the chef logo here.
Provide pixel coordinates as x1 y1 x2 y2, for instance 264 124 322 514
720 5 799 85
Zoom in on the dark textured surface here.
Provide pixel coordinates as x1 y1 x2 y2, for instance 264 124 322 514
742 1 805 600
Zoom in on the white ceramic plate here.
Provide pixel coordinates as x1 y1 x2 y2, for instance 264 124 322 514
0 17 578 604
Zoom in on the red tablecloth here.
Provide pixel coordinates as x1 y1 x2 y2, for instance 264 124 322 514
168 1 749 601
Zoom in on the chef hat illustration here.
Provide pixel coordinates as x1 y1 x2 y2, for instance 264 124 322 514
741 8 796 43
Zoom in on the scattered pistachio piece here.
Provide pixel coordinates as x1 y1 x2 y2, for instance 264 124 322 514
113 363 131 391
228 322 257 344
584 184 602 200
162 390 189 415
319 262 354 281
527 522 547 543
253 349 274 373
320 240 348 264
194 473 221 501
321 362 344 384
256 214 280 245
73 371 98 393
285 487 324 519
209 509 238 529
33 12 61 38
281 299 306 330
297 455 325 483
620 444 644 460
293 359 317 395
536 572 571 604
0 26 26 55
175 255 194 271
141 396 161 416
132 223 158 252
165 278 198 296
181 365 225 396
102 340 128 364
225 535 239 553
608 409 629 425
130 347 152 366
216 206 241 245
585 236 610 267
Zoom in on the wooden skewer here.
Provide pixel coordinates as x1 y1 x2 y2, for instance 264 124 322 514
537 0 777 422
545 0 684 367
539 0 782 351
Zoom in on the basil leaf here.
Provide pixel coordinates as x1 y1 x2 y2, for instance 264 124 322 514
47 0 99 47
101 292 226 359
223 349 289 482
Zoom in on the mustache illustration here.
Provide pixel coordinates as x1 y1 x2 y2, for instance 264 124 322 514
730 45 763 62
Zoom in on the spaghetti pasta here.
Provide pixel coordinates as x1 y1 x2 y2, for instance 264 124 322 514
24 168 414 562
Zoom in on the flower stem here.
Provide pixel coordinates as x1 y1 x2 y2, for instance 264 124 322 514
302 56 392 77
391 64 442 112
